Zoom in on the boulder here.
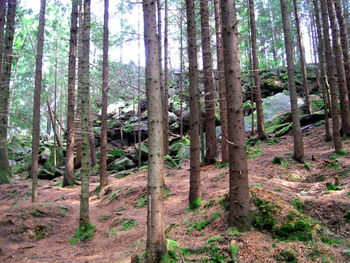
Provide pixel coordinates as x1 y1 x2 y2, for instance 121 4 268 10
107 157 135 171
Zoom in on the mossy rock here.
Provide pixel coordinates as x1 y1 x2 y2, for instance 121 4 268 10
108 157 135 171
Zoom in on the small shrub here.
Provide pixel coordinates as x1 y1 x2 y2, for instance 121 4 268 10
252 196 277 231
304 162 312 170
70 223 96 244
207 235 224 245
330 148 347 159
292 198 305 212
228 243 239 260
189 197 202 210
274 218 313 241
135 194 148 208
328 161 340 170
326 183 340 192
121 219 137 231
275 250 298 263
272 156 283 164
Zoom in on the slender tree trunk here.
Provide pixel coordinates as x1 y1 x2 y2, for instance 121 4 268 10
334 0 350 107
313 0 331 142
249 0 266 139
220 0 251 230
214 0 228 163
143 0 167 261
280 0 305 162
179 9 184 139
293 0 311 114
79 0 91 229
47 102 62 147
31 0 46 202
0 0 15 184
200 0 217 164
100 0 109 189
320 0 343 152
137 4 142 166
163 0 169 155
327 0 350 137
186 0 201 206
64 0 78 186
88 109 96 166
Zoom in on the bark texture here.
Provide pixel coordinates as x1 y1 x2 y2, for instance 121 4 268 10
280 0 305 162
31 0 46 202
320 0 342 151
143 0 167 261
100 0 109 189
220 0 251 229
186 0 201 206
64 0 78 186
327 0 350 137
0 0 15 184
200 0 217 164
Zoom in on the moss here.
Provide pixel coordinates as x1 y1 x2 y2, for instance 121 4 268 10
70 223 96 244
330 148 347 159
252 196 277 231
328 161 340 170
274 250 298 262
274 219 313 241
187 212 221 234
344 210 350 223
326 183 340 192
228 244 239 260
121 219 137 231
320 236 344 245
219 194 229 211
272 156 284 164
292 198 305 212
189 197 202 210
207 235 224 245
304 162 312 170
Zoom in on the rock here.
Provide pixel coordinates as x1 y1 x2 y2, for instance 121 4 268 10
107 157 135 171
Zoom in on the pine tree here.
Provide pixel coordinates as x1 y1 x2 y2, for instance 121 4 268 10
143 0 167 261
31 0 46 202
64 0 79 187
220 0 250 229
280 0 305 162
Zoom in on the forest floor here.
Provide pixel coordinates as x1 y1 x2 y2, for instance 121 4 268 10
1 124 350 262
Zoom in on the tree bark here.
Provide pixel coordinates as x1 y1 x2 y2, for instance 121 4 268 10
0 0 15 184
47 102 62 148
313 0 331 142
79 0 91 229
100 0 109 189
163 0 169 155
327 0 350 137
280 0 305 162
320 0 342 152
220 0 251 230
200 0 217 164
214 0 228 163
249 0 266 139
143 0 167 261
293 0 311 114
64 0 78 186
334 0 350 108
31 0 46 202
186 0 201 207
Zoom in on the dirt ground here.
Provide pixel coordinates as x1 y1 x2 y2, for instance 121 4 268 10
1 125 350 262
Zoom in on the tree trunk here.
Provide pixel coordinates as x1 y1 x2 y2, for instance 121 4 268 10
249 0 266 139
88 110 96 166
220 0 251 230
79 0 91 229
100 0 109 189
320 0 343 152
64 0 78 186
334 0 350 108
313 0 331 142
186 0 201 207
143 0 167 261
163 0 169 155
137 4 142 167
31 0 46 202
293 0 311 114
47 102 62 147
214 0 228 163
200 0 217 164
327 0 350 137
0 0 15 184
280 0 305 162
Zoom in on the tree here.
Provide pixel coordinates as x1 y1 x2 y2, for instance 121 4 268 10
334 0 350 105
64 0 79 187
313 0 331 142
214 0 228 163
0 0 15 184
143 0 167 261
320 0 342 152
200 0 217 164
327 0 350 137
163 0 169 155
280 0 305 162
248 0 266 139
31 0 46 202
100 0 109 189
79 0 91 229
220 0 250 229
186 0 201 207
293 0 311 114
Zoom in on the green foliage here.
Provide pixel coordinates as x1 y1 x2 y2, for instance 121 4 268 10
99 213 111 221
70 223 96 244
108 148 125 158
207 235 224 245
344 210 350 223
320 236 344 245
246 147 264 160
330 148 347 159
292 198 305 212
121 219 137 231
187 212 221 234
274 219 313 241
211 172 227 182
252 196 277 231
226 227 242 238
326 183 340 192
272 156 283 164
216 162 229 169
274 250 298 262
162 185 173 199
189 197 202 210
304 162 312 170
328 161 340 170
135 194 147 208
228 244 239 260
266 137 280 145
164 155 180 169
